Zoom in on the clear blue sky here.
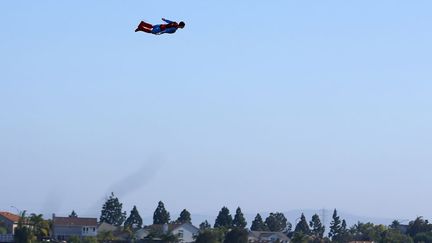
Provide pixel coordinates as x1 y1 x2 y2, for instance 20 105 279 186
1 0 431 222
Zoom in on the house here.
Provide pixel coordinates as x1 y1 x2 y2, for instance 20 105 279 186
52 215 98 241
248 231 290 243
138 223 199 243
0 212 20 234
97 222 133 241
135 228 151 240
97 222 119 233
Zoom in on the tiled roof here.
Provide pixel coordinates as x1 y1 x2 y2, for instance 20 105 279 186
53 217 97 227
0 212 20 223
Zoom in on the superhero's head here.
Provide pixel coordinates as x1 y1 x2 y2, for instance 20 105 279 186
178 21 185 29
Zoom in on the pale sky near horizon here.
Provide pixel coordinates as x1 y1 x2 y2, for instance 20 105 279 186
1 1 431 223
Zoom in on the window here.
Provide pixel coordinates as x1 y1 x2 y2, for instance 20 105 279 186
177 230 184 238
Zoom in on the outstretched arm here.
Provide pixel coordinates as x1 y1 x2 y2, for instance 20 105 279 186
162 18 174 24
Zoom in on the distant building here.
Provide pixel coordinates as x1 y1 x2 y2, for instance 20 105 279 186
52 215 98 241
0 212 20 234
138 223 199 243
248 231 290 243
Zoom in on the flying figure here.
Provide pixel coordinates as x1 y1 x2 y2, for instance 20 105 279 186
135 18 185 35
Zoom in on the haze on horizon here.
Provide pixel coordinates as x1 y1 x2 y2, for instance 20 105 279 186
1 0 431 223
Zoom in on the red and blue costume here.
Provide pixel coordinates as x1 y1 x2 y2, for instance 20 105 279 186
135 18 185 35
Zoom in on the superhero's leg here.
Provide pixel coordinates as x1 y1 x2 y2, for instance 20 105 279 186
135 21 153 33
140 21 153 28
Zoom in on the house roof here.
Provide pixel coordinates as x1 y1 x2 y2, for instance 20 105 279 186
145 223 182 232
249 231 290 241
53 217 97 227
0 212 20 223
97 222 120 232
145 223 199 233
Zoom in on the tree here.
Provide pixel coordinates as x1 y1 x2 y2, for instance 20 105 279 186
124 205 143 229
338 219 352 242
309 214 325 238
224 228 248 243
160 233 179 243
413 232 432 243
233 207 247 229
14 211 35 243
350 222 383 241
82 237 99 243
381 228 413 243
294 213 310 236
407 216 432 237
29 214 49 240
98 231 117 242
251 214 268 231
177 209 191 224
69 210 78 218
200 220 211 230
291 232 309 243
328 209 341 240
265 212 287 232
390 220 401 230
68 236 81 243
214 207 233 229
0 226 6 235
153 201 171 224
99 192 127 226
195 229 223 243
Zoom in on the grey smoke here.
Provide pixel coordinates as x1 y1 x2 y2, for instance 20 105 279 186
41 190 63 218
86 154 165 216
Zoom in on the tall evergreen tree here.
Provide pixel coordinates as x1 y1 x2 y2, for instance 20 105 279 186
265 212 287 232
309 214 325 238
233 207 247 229
337 219 352 242
328 209 342 239
153 201 170 224
294 213 310 235
389 220 401 230
214 207 233 228
341 219 347 232
69 210 78 218
177 209 191 224
251 214 268 231
124 205 143 229
99 192 127 226
199 220 211 230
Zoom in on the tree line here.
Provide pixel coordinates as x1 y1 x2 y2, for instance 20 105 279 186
98 193 432 243
7 192 432 243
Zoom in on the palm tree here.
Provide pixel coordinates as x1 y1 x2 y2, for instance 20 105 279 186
29 214 49 240
14 211 36 243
